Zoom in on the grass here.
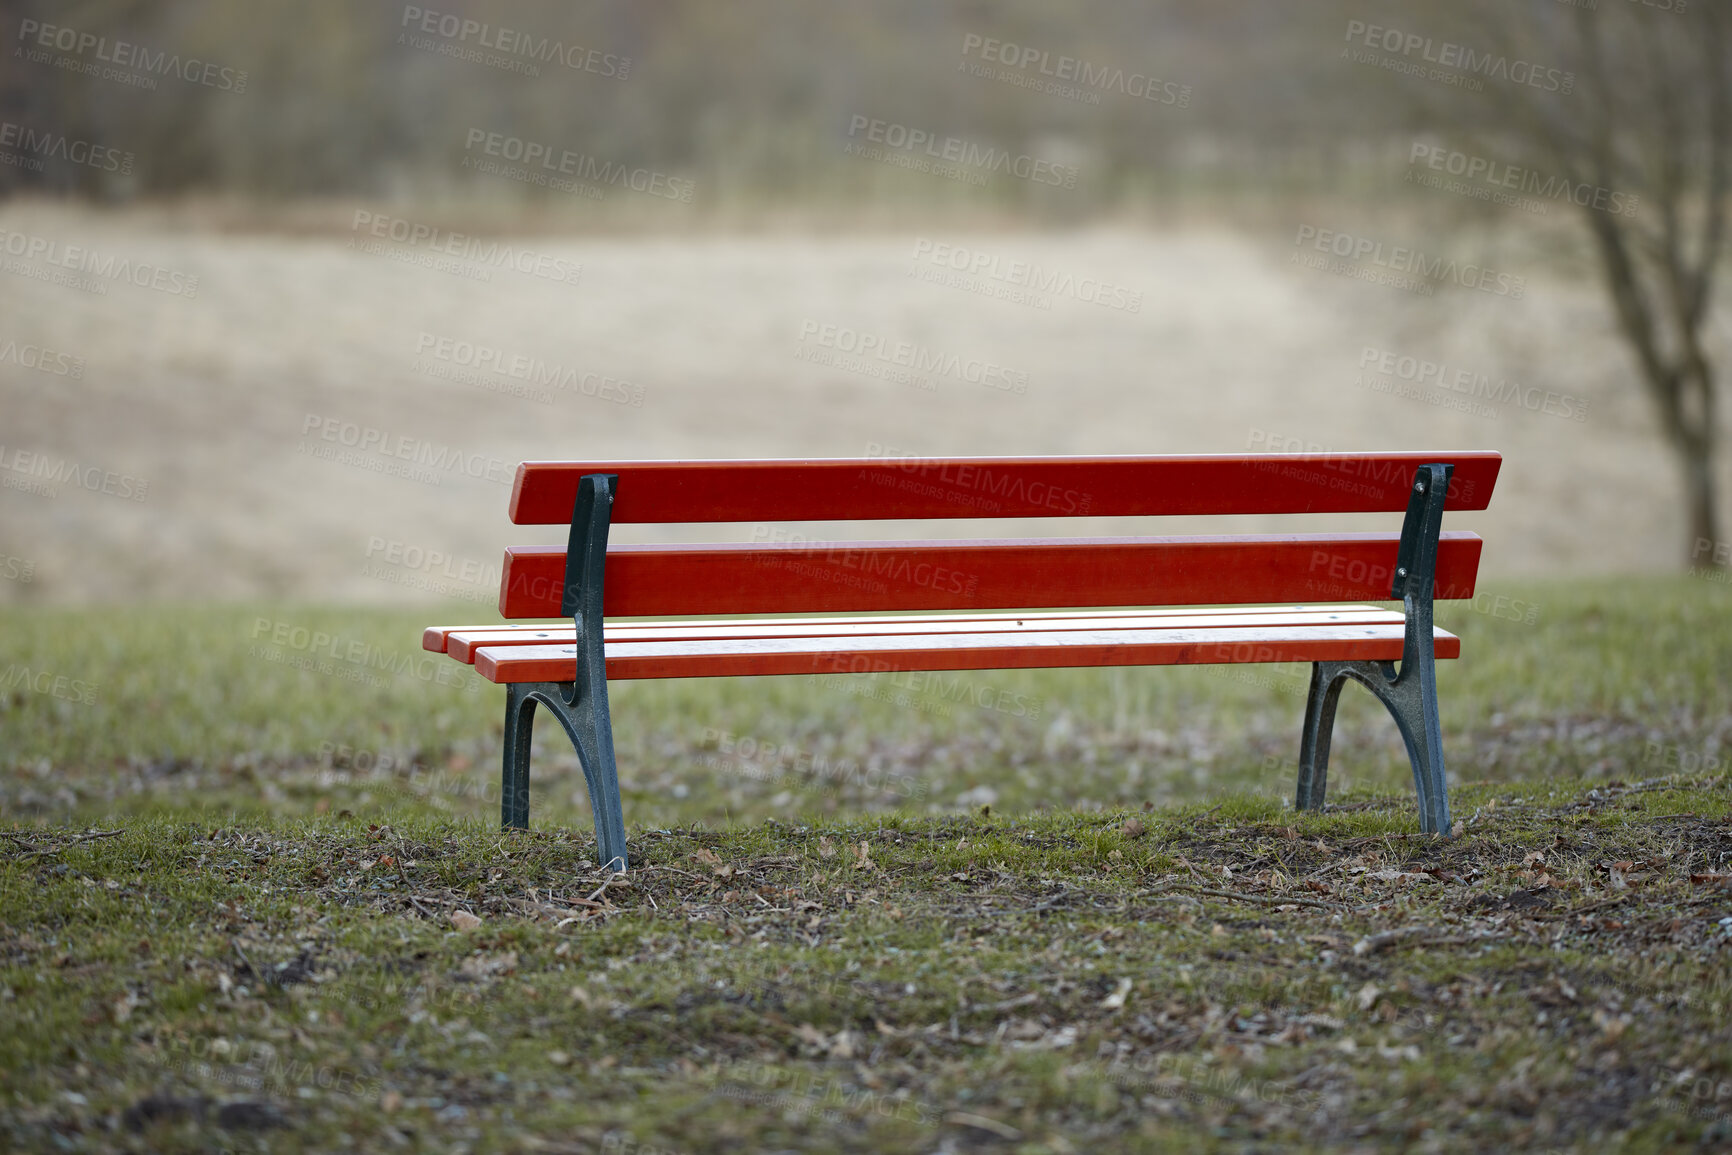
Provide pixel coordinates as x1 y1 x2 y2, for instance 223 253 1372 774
1 577 1730 1151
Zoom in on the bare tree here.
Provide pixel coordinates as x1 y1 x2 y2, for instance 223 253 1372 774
1426 4 1732 566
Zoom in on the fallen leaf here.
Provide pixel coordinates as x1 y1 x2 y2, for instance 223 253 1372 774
946 1111 1022 1140
1100 977 1132 1010
818 836 836 859
450 910 482 931
1121 817 1146 839
458 952 518 980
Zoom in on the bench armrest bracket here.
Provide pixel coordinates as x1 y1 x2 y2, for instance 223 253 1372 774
561 473 618 704
1392 461 1452 680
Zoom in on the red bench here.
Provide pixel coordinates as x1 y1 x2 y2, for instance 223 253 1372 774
424 453 1500 870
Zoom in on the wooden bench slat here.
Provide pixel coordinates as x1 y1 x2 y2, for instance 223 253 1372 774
472 622 1461 683
497 532 1482 618
509 453 1502 524
423 602 1394 654
436 605 1409 664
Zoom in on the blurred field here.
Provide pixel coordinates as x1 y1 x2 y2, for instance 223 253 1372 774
0 202 1721 608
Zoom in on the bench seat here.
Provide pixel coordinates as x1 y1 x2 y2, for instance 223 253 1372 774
424 605 1460 682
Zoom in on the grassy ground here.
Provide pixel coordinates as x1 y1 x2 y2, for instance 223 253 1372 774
1 578 1730 1151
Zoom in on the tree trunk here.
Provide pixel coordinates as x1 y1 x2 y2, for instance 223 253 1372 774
1684 438 1721 570
1677 344 1721 570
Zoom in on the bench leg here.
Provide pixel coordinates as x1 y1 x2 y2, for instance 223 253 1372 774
502 682 536 829
1294 658 1451 836
1295 661 1350 813
497 680 630 871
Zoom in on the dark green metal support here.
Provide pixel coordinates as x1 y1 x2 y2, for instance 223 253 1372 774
1295 463 1455 835
499 473 628 871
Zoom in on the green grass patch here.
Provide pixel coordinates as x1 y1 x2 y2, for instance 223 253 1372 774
1 579 1730 1150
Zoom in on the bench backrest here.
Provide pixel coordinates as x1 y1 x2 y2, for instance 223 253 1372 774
497 454 1499 618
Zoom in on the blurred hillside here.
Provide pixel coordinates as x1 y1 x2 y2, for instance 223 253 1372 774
0 0 1517 222
2 0 1727 605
